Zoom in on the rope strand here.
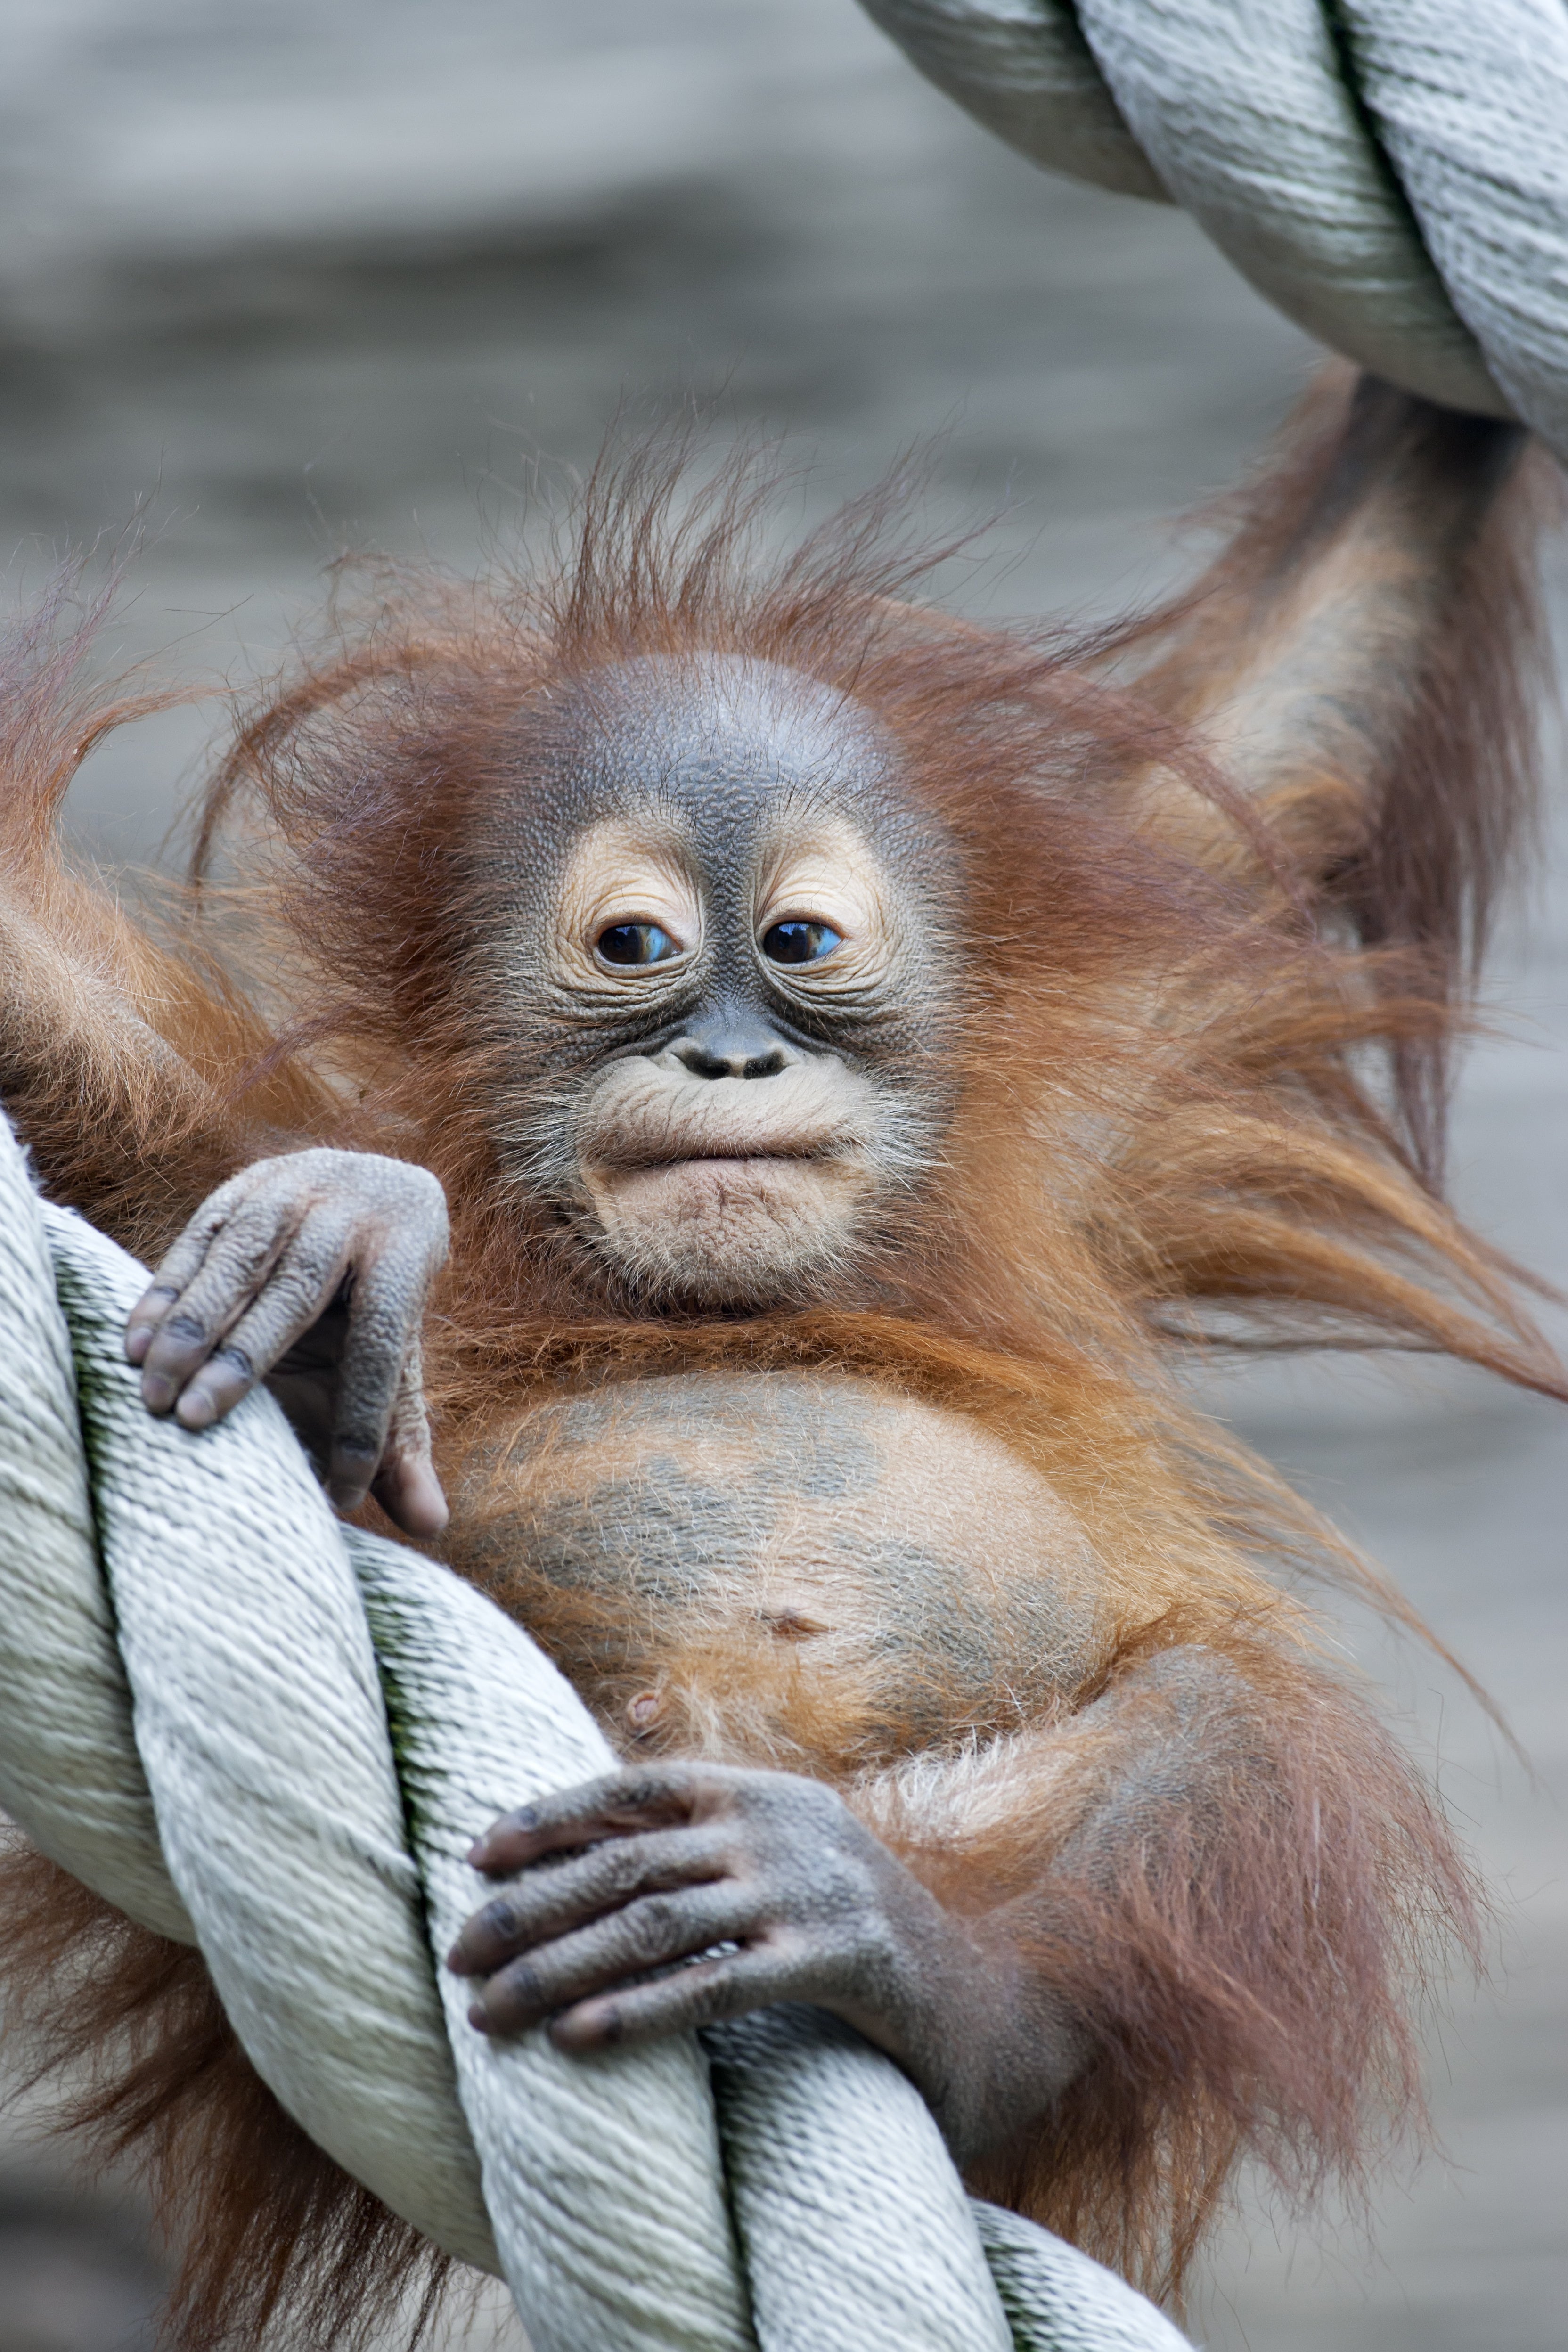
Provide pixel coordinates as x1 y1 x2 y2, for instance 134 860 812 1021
859 0 1568 456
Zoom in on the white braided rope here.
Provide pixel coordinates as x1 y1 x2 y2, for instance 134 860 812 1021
858 0 1568 457
0 1108 1189 2352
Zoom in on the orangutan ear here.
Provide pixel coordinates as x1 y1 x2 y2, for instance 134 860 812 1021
1123 370 1539 919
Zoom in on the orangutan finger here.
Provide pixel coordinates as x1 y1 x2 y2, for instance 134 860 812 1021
447 1826 729 1977
136 1200 325 1415
325 1240 437 1516
368 1344 447 1536
547 1940 800 2052
466 1884 758 2036
169 1228 362 1435
126 1199 251 1369
467 1767 704 1872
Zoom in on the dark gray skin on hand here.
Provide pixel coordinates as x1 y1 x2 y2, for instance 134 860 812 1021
126 1147 450 1534
444 1646 1247 2167
445 1759 1085 2167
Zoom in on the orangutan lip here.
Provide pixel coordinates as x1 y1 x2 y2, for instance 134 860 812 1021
604 1147 833 1174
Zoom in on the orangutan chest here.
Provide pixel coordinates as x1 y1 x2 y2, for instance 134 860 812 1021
450 1370 1103 1773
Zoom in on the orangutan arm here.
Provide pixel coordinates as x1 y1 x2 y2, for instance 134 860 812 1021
449 1626 1467 2180
1133 372 1536 898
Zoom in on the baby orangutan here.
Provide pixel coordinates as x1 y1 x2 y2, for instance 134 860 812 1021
0 370 1563 2344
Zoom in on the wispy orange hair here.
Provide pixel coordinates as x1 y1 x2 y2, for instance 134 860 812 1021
0 376 1560 2337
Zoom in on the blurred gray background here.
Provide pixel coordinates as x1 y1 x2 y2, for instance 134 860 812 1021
0 5 1563 2349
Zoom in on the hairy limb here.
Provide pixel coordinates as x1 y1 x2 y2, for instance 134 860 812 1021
1120 368 1548 1181
0 584 335 1250
0 873 265 1249
451 1631 1475 2214
126 1147 450 1532
0 1836 446 2352
858 1629 1478 2290
1138 373 1531 855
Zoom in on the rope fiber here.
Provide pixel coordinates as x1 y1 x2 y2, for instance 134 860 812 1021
0 1105 1192 2347
858 0 1568 459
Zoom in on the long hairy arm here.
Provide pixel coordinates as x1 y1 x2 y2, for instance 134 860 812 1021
854 1618 1481 2302
1119 370 1552 1175
0 573 332 1254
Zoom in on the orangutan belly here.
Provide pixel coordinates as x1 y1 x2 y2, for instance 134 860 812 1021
449 1371 1103 1774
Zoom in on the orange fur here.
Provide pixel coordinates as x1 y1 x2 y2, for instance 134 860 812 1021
0 374 1560 2337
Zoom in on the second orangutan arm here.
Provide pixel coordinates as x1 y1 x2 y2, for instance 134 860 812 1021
447 1642 1262 2166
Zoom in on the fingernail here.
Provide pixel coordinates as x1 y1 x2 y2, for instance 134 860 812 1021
176 1390 217 1431
141 1373 175 1413
467 2003 492 2034
124 1326 150 1364
406 1466 449 1535
446 1944 471 1975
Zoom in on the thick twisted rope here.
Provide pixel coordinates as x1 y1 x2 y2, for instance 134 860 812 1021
858 0 1568 459
0 1109 1190 2352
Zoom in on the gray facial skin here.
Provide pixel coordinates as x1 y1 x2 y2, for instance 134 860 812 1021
465 654 964 1304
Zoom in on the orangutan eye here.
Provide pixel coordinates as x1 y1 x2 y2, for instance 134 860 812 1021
761 920 842 965
596 922 681 967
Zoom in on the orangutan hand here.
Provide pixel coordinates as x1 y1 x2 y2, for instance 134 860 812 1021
124 1147 449 1535
447 1760 1082 2162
